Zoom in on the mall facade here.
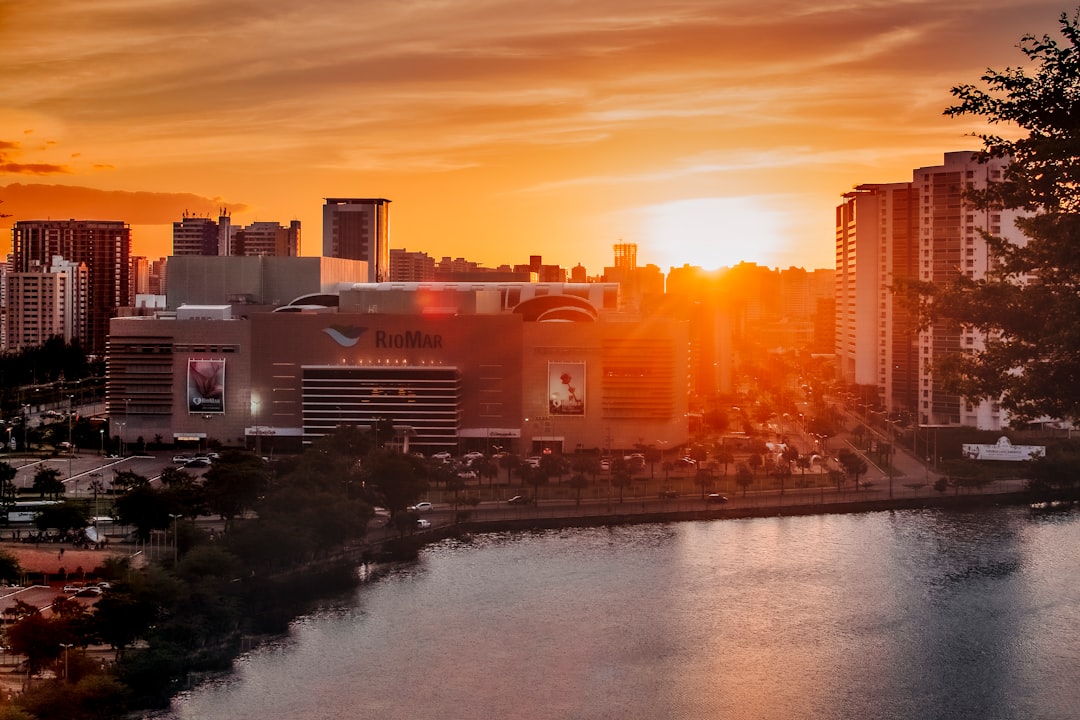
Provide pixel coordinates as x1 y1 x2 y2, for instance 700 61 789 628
107 282 691 457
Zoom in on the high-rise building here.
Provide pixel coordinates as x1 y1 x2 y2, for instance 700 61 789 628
11 219 131 355
835 181 918 413
322 198 390 282
5 256 89 352
837 151 1021 430
232 220 301 257
389 249 436 282
173 213 300 258
173 213 230 256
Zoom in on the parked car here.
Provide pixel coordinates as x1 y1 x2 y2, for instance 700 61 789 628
659 490 678 499
409 502 434 513
457 470 478 480
507 495 533 505
431 452 452 462
706 493 729 504
185 457 211 468
172 455 193 464
415 518 432 529
463 451 484 461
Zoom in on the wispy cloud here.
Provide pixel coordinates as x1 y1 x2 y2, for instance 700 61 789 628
0 0 1066 270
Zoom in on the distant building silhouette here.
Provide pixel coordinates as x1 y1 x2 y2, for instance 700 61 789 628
173 211 299 257
11 219 131 356
322 198 390 282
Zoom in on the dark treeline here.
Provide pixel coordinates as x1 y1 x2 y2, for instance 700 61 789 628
0 337 103 418
0 425 431 719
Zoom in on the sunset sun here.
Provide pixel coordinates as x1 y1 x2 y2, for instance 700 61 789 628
638 197 791 270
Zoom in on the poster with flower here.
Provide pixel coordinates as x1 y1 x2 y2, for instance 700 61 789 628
188 358 226 413
548 361 585 415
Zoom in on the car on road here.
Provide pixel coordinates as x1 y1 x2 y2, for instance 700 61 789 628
409 502 434 513
456 470 478 480
415 518 432 529
172 455 193 464
185 457 211 468
507 495 533 505
431 452 452 463
706 493 729 504
659 490 678 499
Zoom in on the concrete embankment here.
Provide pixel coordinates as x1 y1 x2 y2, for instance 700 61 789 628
357 490 1038 561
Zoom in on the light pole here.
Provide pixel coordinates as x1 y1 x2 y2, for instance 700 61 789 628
67 395 74 456
99 429 104 456
169 513 180 567
60 643 72 681
21 404 29 463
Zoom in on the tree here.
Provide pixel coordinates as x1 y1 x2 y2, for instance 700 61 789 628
35 502 88 534
838 451 869 490
0 550 19 585
114 485 173 542
363 450 427 517
0 461 17 504
912 11 1080 422
201 453 269 531
735 463 753 497
567 473 588 505
32 466 64 499
610 463 632 503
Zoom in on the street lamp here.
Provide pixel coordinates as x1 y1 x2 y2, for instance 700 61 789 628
60 643 72 681
67 395 74 456
99 429 104 456
169 513 180 567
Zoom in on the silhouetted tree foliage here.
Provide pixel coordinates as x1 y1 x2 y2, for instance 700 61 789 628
905 10 1080 422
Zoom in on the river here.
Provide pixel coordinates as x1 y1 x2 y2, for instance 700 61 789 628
160 505 1080 719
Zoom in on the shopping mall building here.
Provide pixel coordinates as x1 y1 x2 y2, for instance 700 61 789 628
107 281 691 457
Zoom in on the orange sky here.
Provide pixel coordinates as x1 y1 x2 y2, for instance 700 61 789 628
0 1 1063 274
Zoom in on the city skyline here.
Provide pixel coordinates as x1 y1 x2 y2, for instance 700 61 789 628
0 0 1061 273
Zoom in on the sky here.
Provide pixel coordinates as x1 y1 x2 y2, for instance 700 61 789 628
0 0 1067 274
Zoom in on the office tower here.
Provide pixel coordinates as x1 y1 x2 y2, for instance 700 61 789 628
11 219 131 356
322 198 390 282
837 151 1020 430
6 256 89 352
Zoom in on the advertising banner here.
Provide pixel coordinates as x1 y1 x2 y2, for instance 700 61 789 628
548 361 585 415
188 358 226 414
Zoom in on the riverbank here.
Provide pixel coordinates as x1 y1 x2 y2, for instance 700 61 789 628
356 488 1040 561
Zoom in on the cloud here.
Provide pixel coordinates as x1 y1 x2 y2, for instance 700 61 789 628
0 162 71 175
0 183 248 225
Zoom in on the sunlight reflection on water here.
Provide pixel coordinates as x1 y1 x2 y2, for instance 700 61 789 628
162 507 1080 720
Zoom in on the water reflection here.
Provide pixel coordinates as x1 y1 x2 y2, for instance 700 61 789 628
163 507 1080 720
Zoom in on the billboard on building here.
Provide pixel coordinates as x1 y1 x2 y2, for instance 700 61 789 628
188 358 226 414
548 361 585 415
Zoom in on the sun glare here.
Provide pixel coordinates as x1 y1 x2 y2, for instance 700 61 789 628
638 197 790 270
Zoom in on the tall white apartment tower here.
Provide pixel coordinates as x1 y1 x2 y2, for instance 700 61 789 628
915 151 1022 430
838 152 1023 430
836 181 918 414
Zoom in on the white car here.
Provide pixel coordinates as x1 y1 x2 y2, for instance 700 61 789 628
431 452 452 463
415 518 432 529
410 502 434 513
172 455 193 464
